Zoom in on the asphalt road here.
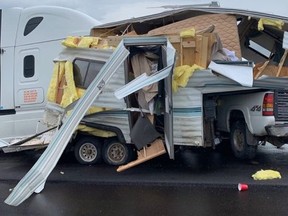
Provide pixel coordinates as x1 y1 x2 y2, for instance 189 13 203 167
1 143 288 216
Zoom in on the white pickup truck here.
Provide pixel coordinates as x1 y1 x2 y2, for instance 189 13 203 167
216 89 288 159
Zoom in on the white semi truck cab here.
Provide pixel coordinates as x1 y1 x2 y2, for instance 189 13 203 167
0 6 100 148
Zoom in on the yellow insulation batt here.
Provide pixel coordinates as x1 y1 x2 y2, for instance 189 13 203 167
252 169 281 180
180 28 196 38
77 37 96 48
62 36 111 49
61 36 80 48
172 64 204 92
47 61 65 103
258 18 284 31
46 60 116 138
60 61 78 108
47 62 59 103
77 125 116 138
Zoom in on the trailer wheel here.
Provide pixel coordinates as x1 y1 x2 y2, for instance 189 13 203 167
230 121 257 160
102 139 133 166
74 137 102 165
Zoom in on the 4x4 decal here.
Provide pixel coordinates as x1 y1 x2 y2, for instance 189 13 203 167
251 105 261 112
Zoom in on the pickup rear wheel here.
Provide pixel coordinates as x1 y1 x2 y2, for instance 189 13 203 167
102 139 133 166
230 121 257 160
74 136 102 165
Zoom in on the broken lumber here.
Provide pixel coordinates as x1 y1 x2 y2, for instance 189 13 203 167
117 139 166 172
276 49 288 77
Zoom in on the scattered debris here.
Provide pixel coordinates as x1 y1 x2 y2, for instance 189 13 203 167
238 183 248 191
252 169 281 180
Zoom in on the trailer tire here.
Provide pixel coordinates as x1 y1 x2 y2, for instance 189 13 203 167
102 139 133 166
74 136 102 165
230 120 257 160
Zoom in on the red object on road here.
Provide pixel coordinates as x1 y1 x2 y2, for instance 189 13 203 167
238 183 248 191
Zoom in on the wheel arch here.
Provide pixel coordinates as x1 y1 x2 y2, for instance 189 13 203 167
79 121 127 144
228 109 253 134
228 110 244 129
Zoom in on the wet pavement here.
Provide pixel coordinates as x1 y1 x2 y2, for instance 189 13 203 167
1 143 288 216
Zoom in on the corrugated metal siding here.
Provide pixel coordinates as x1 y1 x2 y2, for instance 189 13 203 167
83 111 131 142
93 66 126 109
253 77 288 90
56 47 113 62
187 70 240 87
173 87 202 108
173 114 203 146
172 86 203 146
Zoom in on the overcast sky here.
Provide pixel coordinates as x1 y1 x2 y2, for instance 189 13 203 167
0 0 287 23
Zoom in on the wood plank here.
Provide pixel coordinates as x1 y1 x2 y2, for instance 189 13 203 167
206 33 216 65
195 35 203 66
200 35 209 68
167 35 181 43
167 36 182 66
107 36 123 47
182 37 196 66
182 40 196 48
276 49 288 77
170 41 181 66
254 60 269 79
91 28 117 37
117 139 166 172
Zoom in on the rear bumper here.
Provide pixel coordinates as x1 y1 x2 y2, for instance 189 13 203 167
265 124 288 137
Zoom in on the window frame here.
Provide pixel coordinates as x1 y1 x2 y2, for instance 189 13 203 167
73 58 106 89
24 16 44 36
23 55 35 78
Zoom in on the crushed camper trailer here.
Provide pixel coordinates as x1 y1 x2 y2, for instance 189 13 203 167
4 6 288 206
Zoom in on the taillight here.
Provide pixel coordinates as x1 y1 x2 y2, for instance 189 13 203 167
262 93 274 116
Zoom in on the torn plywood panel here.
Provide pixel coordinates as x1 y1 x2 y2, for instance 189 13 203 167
148 14 241 59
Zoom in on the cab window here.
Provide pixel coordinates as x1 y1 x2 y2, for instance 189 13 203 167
24 17 43 36
23 55 35 78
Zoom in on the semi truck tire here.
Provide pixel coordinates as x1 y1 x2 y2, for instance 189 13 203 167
74 136 102 165
230 120 257 160
102 139 133 166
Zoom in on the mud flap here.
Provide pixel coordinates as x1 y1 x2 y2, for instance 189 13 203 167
245 126 258 146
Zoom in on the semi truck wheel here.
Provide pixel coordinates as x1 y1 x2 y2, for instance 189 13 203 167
74 136 102 165
102 139 133 166
230 121 257 160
